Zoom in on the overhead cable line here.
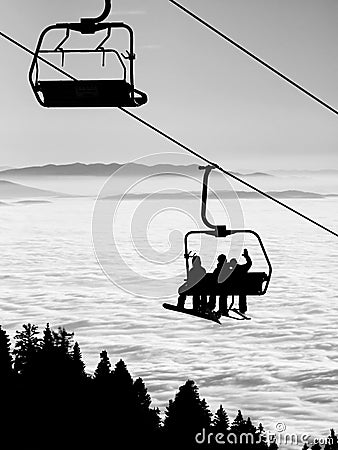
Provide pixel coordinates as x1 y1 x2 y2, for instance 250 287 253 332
0 29 337 239
169 0 338 117
0 31 77 81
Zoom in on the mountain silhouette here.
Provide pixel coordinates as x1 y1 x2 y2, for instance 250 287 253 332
104 189 332 200
0 163 273 178
0 180 71 199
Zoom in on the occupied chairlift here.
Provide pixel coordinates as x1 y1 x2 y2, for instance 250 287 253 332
29 0 147 108
163 165 272 323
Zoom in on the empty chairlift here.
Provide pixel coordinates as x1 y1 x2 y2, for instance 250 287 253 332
29 0 148 108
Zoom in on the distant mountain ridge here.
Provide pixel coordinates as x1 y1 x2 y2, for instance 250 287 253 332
0 163 273 178
271 169 338 176
0 180 71 199
104 189 337 200
0 179 336 201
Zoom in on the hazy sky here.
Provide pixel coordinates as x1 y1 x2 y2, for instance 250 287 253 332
0 0 337 169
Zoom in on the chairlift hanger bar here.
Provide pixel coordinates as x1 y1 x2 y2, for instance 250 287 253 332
81 0 112 26
169 0 338 117
0 29 337 239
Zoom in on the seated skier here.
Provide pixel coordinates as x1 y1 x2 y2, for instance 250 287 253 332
177 255 206 311
229 248 252 314
207 254 230 315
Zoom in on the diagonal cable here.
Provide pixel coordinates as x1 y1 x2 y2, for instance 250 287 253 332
169 0 338 117
0 31 77 81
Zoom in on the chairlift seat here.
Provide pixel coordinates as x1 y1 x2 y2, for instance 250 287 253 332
36 79 147 108
180 272 268 297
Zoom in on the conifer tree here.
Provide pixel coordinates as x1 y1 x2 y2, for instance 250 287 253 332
245 417 256 432
53 327 74 356
110 359 135 413
133 377 161 434
257 422 269 447
94 350 111 380
0 325 13 378
164 379 212 445
134 377 152 410
42 323 55 353
72 342 86 379
13 323 40 376
111 359 133 390
231 409 246 434
213 405 230 437
328 429 338 450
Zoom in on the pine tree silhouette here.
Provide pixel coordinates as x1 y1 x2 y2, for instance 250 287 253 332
0 325 13 379
110 359 135 426
37 322 58 381
213 405 230 433
328 429 338 450
212 404 230 447
72 342 86 379
42 322 55 353
111 358 134 401
256 421 269 448
245 417 255 431
231 410 246 434
53 326 74 356
132 376 161 447
94 350 111 380
134 377 152 409
13 323 41 376
164 379 212 448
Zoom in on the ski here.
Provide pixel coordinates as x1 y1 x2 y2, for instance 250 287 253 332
229 308 251 320
163 303 221 324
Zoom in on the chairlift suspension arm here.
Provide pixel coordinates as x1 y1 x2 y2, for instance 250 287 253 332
199 165 217 230
81 0 112 25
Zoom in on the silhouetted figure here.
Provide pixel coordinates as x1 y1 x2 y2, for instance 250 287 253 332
233 249 252 314
178 255 206 311
208 254 230 315
212 254 228 282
